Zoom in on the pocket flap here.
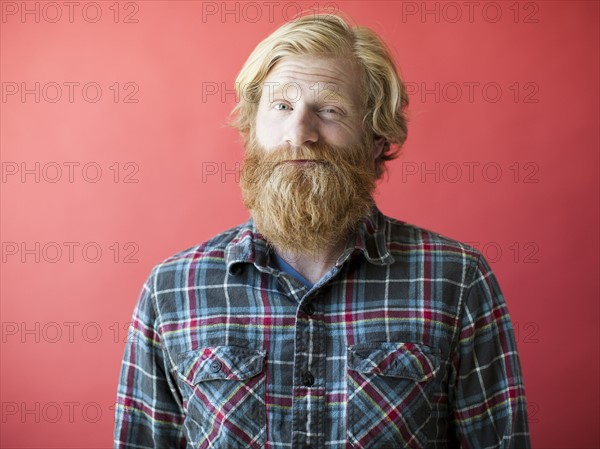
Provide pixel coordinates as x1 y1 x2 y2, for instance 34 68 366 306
176 346 266 384
347 342 440 382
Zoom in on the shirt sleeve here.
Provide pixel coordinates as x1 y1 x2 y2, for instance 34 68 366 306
450 253 531 448
114 269 187 448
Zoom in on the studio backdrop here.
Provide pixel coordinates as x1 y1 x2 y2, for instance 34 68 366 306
1 1 599 447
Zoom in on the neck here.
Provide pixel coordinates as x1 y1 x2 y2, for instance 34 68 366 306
273 238 347 285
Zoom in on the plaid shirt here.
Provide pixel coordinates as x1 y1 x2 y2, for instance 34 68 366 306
114 205 530 449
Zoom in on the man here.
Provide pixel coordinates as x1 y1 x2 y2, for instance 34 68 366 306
114 13 530 449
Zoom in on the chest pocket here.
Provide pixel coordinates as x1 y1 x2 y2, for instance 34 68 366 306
347 342 441 449
175 346 267 449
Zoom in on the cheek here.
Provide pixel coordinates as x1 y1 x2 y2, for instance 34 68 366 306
324 127 363 149
255 114 280 147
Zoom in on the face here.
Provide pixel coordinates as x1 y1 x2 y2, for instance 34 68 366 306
254 54 373 155
240 55 381 256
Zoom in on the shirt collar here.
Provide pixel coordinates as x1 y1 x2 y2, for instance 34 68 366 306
225 203 395 275
338 203 396 266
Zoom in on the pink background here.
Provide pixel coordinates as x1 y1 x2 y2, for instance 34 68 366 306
1 1 598 447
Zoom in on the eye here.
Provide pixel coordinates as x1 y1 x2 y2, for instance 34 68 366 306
320 106 343 116
274 103 291 111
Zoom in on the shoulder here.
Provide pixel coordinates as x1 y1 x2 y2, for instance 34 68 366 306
383 214 479 253
380 212 484 276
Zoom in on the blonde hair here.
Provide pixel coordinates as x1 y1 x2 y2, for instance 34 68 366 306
229 12 409 178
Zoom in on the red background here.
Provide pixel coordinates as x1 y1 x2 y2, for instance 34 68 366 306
1 1 599 447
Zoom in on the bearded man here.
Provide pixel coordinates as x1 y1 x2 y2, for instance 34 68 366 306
114 13 530 449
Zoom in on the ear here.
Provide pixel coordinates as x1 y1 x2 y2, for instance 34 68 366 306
372 135 387 160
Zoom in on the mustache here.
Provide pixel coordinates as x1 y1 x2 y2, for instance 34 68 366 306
250 144 336 162
273 158 331 167
244 140 372 170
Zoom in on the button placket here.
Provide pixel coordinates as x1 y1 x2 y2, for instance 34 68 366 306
292 290 326 448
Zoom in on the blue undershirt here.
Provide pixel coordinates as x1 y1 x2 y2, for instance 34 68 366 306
271 251 314 288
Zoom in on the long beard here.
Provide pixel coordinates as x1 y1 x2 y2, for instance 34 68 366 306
240 135 377 257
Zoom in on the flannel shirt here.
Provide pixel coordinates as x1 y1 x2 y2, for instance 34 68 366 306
114 205 530 449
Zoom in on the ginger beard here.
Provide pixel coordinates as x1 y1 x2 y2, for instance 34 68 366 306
240 133 378 256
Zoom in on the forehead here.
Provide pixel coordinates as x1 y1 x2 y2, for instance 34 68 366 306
262 55 364 107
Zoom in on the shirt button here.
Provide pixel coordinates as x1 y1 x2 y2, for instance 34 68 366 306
302 372 315 387
302 303 315 316
209 361 222 373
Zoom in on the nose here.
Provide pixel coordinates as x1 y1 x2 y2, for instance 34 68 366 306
284 106 319 147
